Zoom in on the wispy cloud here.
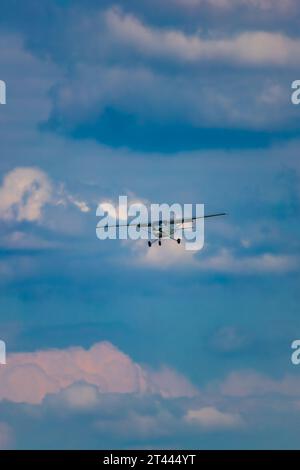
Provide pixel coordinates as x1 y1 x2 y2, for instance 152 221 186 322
106 7 300 67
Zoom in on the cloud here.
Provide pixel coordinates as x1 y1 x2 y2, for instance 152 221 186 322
197 249 299 274
220 370 300 397
0 167 52 222
0 166 92 229
44 62 299 152
51 382 100 410
146 366 198 398
59 191 91 213
14 382 245 444
1 9 299 153
133 239 198 269
170 0 295 12
39 7 300 151
132 241 298 274
184 406 243 429
0 341 198 404
106 8 300 67
3 367 300 448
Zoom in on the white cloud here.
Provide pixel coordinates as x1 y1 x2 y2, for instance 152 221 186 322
0 167 92 225
133 239 198 269
0 167 52 222
106 8 300 67
64 193 91 213
132 241 298 274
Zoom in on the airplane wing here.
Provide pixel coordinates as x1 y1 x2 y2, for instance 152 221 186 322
173 212 227 225
104 212 227 228
103 221 152 228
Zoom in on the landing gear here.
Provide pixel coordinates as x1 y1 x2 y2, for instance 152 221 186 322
147 240 160 247
177 239 181 244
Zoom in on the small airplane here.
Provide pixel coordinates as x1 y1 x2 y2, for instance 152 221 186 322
108 212 227 247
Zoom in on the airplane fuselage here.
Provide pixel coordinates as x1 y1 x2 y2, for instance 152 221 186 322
152 222 175 239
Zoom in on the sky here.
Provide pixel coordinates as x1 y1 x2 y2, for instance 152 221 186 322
0 0 300 449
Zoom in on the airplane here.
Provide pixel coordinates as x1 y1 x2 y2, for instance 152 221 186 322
108 212 227 247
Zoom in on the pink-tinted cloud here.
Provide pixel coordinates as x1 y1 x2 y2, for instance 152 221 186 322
219 370 300 397
0 341 198 404
147 366 198 398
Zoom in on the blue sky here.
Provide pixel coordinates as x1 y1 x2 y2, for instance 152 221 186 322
0 0 300 449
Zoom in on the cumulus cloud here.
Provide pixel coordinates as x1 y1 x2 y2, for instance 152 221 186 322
0 167 91 226
184 406 243 429
0 341 198 404
3 367 300 448
0 167 52 222
17 383 245 443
